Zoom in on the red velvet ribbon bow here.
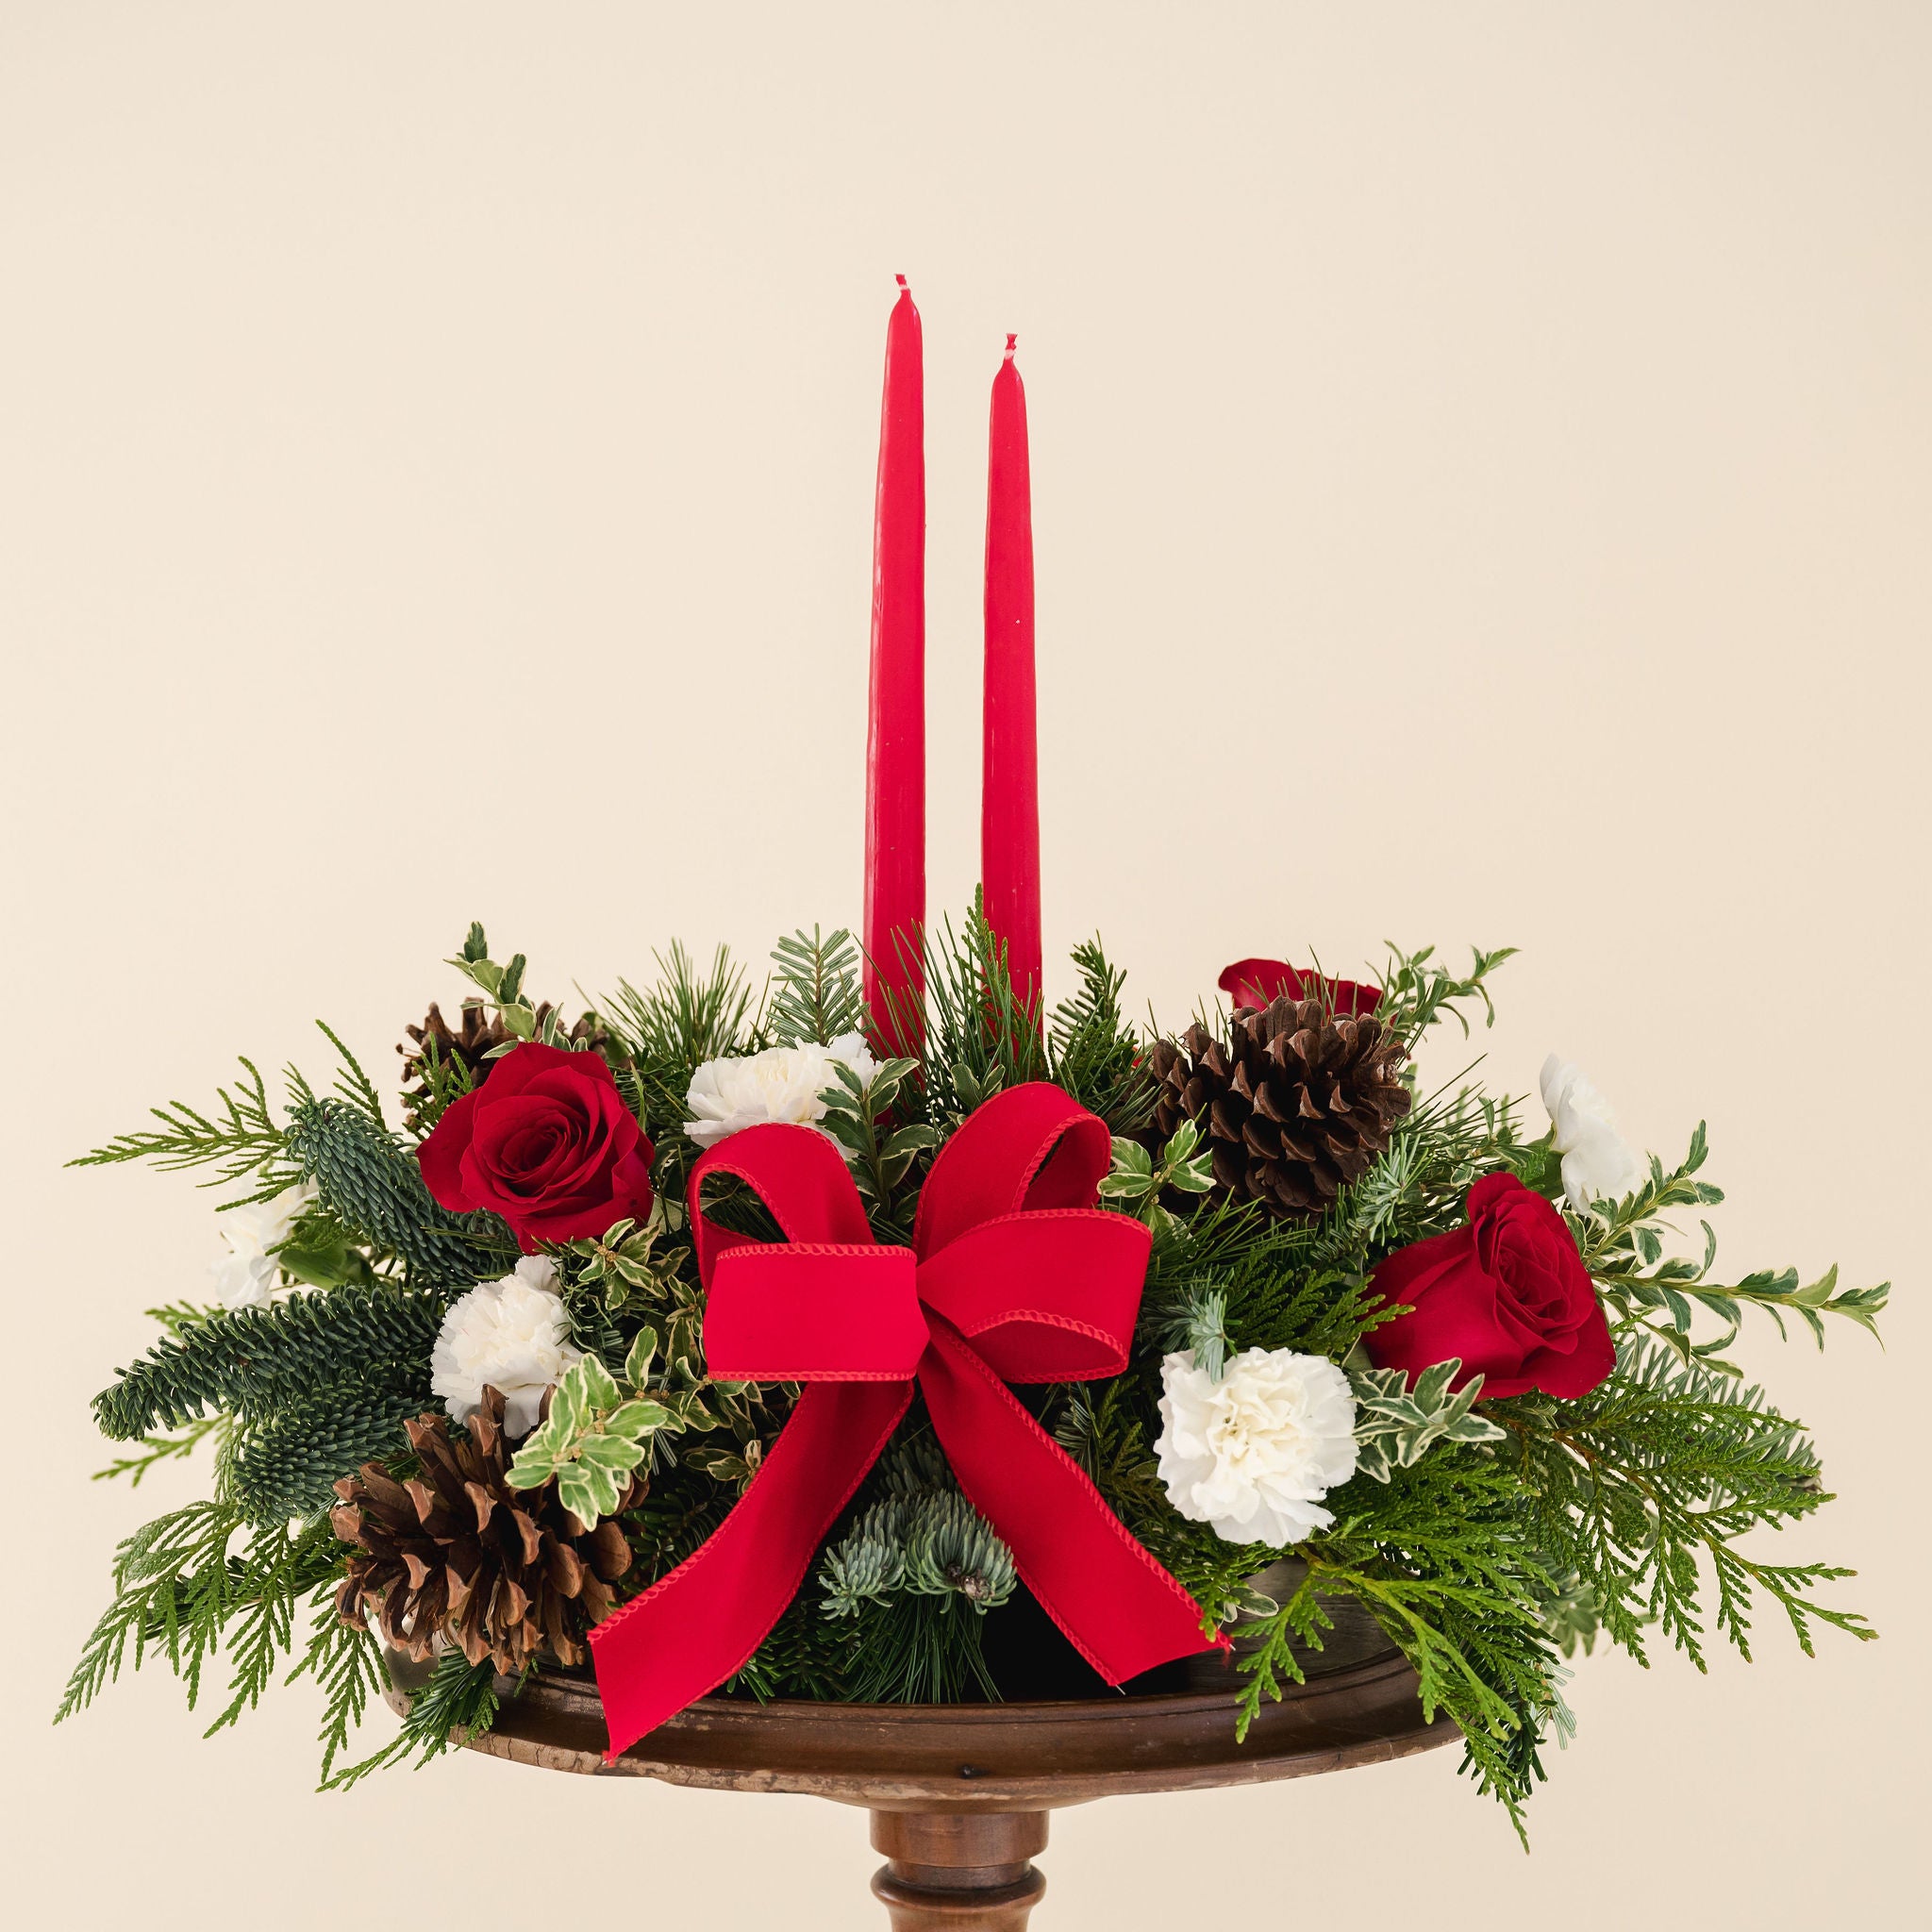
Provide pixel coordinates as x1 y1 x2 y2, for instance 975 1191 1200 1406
588 1080 1220 1757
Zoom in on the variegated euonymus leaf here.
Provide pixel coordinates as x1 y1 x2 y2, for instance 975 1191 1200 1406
1099 1121 1215 1228
1349 1357 1506 1482
507 1352 675 1527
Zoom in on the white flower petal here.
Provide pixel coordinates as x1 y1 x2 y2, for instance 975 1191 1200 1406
1154 1347 1357 1548
682 1038 877 1153
1541 1054 1646 1206
431 1264 581 1439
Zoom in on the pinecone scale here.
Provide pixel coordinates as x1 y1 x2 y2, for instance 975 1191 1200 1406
1148 993 1411 1219
332 1387 640 1674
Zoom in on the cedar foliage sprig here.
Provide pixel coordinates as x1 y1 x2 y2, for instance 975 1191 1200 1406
1497 1337 1874 1667
69 1057 299 1194
320 1647 501 1790
56 1504 346 1741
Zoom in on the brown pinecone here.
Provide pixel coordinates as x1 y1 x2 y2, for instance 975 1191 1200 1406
399 1002 511 1116
1146 993 1412 1220
331 1387 640 1673
400 1004 614 1124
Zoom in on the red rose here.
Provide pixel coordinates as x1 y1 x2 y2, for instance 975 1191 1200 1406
1366 1173 1614 1400
417 1041 655 1252
1218 958 1381 1018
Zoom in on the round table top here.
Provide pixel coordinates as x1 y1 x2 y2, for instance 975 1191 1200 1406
449 1644 1456 1811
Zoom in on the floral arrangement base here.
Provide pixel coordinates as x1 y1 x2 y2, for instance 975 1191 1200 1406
395 1643 1451 1928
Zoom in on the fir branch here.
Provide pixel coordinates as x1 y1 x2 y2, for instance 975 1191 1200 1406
768 926 865 1046
920 901 1049 1129
596 942 756 1186
94 1281 443 1442
227 1388 431 1523
284 1097 511 1284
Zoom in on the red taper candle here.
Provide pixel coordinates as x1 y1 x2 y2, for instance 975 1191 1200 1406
982 332 1041 1009
863 276 926 1054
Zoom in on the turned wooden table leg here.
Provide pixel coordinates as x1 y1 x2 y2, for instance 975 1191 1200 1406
869 1810 1050 1930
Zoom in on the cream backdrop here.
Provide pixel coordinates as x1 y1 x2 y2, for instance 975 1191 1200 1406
3 5 1926 1926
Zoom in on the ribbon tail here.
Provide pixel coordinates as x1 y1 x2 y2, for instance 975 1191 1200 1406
919 1321 1224 1684
587 1380 911 1759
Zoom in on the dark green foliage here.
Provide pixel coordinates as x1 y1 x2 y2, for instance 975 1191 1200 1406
726 1593 856 1704
284 1097 511 1285
919 901 1049 1130
227 1388 437 1523
595 941 757 1191
94 1283 444 1522
1047 938 1153 1134
66 922 1882 1829
1496 1338 1874 1668
95 1282 444 1441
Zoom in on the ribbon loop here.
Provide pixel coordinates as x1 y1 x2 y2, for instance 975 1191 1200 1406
589 1081 1219 1758
912 1212 1143 1382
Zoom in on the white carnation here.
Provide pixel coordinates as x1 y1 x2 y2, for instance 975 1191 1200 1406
683 1032 878 1151
1155 1347 1358 1547
210 1183 318 1309
1541 1054 1647 1208
430 1256 581 1439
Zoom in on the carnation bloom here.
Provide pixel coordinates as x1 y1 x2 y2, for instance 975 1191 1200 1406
1155 1347 1358 1547
430 1256 581 1439
683 1033 878 1151
210 1183 317 1309
1541 1054 1646 1207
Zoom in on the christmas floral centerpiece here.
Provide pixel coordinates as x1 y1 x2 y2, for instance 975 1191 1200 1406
59 286 1888 1840
59 918 1887 1834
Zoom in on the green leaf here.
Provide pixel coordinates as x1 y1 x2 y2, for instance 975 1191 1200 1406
608 1399 674 1438
578 1434 646 1474
574 1357 622 1411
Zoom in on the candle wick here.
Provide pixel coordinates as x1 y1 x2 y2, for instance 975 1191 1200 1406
1004 333 1018 359
895 274 909 291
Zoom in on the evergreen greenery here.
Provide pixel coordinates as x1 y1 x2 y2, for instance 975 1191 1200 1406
65 916 1882 1834
284 1096 511 1286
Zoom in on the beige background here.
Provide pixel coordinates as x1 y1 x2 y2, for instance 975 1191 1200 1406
4 4 1927 1924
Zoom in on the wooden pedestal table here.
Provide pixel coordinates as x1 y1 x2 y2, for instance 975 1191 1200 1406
401 1641 1455 1929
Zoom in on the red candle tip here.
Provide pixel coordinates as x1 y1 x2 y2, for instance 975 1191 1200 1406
894 274 908 290
1004 333 1018 357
